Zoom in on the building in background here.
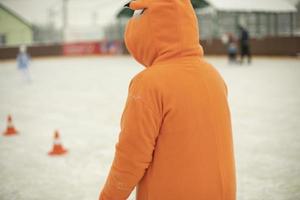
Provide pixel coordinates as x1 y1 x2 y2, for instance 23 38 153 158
62 0 126 43
196 0 298 40
289 0 300 34
0 0 299 58
113 0 298 41
0 3 33 46
64 26 104 42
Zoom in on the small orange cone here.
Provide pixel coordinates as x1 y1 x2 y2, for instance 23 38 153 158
3 115 18 136
48 130 68 156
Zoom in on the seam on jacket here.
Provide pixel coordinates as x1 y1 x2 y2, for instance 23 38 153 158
200 74 225 200
130 72 163 119
128 93 161 130
176 0 184 58
127 96 158 200
148 1 159 67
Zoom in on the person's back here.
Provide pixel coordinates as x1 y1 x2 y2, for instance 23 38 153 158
99 0 236 199
135 58 236 199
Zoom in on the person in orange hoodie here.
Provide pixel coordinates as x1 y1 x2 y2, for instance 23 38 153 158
99 0 236 199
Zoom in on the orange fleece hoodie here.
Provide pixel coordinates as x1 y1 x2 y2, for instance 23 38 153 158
99 0 236 199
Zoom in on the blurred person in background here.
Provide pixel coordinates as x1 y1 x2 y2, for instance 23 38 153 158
17 45 31 83
239 25 251 65
222 32 238 64
99 0 236 199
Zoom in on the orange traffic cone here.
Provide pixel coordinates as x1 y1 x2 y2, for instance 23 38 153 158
3 115 18 136
48 130 68 156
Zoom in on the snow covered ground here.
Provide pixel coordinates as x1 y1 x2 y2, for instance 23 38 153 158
0 56 299 200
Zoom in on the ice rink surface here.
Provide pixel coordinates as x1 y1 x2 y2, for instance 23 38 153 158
0 56 299 200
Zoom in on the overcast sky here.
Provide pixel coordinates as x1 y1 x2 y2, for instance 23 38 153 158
0 0 127 27
0 0 298 27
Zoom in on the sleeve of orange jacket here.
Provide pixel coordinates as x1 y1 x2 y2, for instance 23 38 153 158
99 75 162 200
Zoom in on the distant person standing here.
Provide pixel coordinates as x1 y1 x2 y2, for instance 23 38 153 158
227 33 238 64
17 45 31 82
239 26 251 64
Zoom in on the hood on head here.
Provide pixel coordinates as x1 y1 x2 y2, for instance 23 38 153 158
125 0 204 67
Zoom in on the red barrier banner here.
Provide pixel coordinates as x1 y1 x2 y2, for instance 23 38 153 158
101 40 122 54
63 42 101 56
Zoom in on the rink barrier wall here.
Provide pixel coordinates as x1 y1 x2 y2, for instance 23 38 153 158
62 41 123 56
0 44 62 60
0 41 124 60
0 37 299 60
202 36 300 56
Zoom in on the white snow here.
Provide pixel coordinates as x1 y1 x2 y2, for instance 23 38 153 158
0 56 300 200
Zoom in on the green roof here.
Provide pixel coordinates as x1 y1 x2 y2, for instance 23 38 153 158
0 3 32 29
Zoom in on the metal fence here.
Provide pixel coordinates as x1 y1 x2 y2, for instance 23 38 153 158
196 10 298 40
